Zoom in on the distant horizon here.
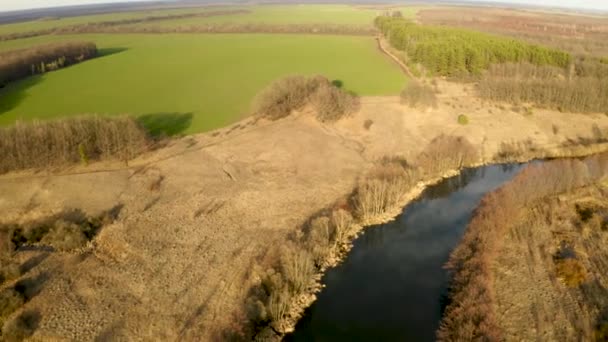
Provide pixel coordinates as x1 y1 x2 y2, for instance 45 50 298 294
1 0 608 14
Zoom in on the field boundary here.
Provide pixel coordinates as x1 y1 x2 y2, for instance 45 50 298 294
376 35 415 78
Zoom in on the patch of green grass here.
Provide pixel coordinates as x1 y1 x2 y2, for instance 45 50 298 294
458 114 469 125
0 34 406 134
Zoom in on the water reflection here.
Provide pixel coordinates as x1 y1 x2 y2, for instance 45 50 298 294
287 163 526 342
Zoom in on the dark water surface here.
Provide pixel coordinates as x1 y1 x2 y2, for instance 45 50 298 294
287 163 526 342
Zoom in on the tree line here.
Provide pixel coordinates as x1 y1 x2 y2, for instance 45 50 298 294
438 153 608 341
478 61 608 113
0 10 250 42
0 42 97 86
375 16 572 76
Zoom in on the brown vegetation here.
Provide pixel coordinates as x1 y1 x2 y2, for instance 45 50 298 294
478 62 608 114
0 116 151 174
399 81 438 108
246 135 479 339
554 258 587 287
438 153 608 341
252 75 358 122
0 42 97 86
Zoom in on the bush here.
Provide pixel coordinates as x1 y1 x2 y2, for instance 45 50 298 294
252 75 358 121
400 81 438 108
417 135 477 177
0 116 151 173
41 221 88 251
597 321 608 342
312 82 359 122
353 157 419 221
457 114 469 125
555 258 587 287
280 246 314 294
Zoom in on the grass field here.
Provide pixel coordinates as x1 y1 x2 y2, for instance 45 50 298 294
0 7 211 35
0 5 421 35
0 33 406 134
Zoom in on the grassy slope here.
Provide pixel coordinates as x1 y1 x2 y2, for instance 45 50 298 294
0 33 406 134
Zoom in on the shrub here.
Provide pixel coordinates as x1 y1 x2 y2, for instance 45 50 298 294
457 114 469 125
400 81 438 108
0 116 151 173
363 119 374 130
41 221 88 251
417 135 477 177
353 157 419 221
555 258 587 287
312 82 359 122
252 75 357 121
280 246 314 294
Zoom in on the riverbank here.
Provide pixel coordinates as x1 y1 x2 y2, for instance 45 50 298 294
256 140 608 339
1 80 608 340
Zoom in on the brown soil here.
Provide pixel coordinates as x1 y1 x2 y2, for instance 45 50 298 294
1 81 608 340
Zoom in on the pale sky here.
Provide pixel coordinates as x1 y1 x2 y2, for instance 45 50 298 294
0 0 607 12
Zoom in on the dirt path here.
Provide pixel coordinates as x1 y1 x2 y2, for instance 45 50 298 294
376 35 416 79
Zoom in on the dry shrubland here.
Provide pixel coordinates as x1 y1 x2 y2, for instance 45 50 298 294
400 81 438 108
252 75 358 122
0 116 151 173
0 42 97 85
478 62 608 113
247 136 478 339
353 157 419 221
438 153 608 341
416 135 478 177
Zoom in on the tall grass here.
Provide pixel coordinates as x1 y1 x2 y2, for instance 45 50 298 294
0 116 151 173
438 153 608 341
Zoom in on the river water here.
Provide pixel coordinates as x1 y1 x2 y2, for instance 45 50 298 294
287 163 526 341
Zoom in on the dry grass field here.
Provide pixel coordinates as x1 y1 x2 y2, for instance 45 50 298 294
494 185 608 341
1 78 608 339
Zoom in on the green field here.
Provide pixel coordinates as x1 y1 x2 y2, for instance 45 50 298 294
0 33 406 134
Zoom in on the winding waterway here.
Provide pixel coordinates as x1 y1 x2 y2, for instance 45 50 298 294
287 163 527 341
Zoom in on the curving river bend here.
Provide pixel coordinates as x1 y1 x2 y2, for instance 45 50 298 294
287 163 527 341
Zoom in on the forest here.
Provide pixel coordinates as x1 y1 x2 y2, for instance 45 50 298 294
0 42 97 86
375 16 571 76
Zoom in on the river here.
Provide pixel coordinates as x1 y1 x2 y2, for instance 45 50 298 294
287 163 526 341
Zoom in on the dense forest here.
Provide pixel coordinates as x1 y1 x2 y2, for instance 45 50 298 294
375 16 571 76
0 42 97 86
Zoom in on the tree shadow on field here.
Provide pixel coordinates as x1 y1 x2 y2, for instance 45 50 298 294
137 112 193 138
0 75 43 116
96 47 128 58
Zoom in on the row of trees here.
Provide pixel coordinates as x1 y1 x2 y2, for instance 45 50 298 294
0 116 151 173
0 42 97 86
0 10 250 41
478 62 608 113
438 153 608 341
375 16 572 76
